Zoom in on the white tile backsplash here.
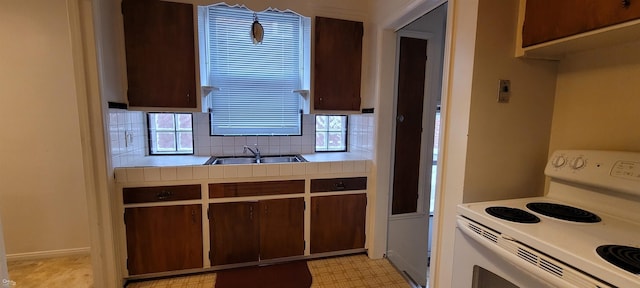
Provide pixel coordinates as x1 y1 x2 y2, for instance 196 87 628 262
348 114 375 158
108 111 377 168
108 109 146 168
193 113 318 157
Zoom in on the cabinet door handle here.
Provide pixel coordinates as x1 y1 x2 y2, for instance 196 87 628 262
191 209 197 224
156 190 173 200
334 181 346 190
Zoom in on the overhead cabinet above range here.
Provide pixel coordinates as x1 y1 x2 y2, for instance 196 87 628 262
518 0 640 58
522 0 640 47
121 0 198 109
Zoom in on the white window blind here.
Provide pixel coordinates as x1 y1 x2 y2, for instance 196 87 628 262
202 5 309 135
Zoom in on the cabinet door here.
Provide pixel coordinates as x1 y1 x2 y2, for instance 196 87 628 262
125 205 203 275
210 202 260 265
259 198 305 260
314 17 363 111
122 0 197 108
310 194 366 253
523 0 640 47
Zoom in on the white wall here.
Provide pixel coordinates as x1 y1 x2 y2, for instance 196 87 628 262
0 0 90 256
462 0 557 203
549 40 640 152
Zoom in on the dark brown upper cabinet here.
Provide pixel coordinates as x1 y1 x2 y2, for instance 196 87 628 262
314 17 363 111
121 0 197 108
522 0 640 47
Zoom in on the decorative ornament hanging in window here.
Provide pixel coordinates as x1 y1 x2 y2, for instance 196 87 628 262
251 13 264 44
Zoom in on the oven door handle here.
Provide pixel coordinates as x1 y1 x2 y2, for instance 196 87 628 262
456 218 588 288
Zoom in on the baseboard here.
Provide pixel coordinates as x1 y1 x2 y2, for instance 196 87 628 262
6 247 90 262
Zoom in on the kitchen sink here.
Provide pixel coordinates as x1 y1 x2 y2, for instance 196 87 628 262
207 156 256 165
260 155 307 163
205 155 307 165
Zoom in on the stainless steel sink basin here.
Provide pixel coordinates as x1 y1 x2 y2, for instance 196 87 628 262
205 155 307 165
260 155 307 163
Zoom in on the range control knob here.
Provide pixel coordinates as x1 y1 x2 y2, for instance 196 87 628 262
571 157 586 170
552 155 567 168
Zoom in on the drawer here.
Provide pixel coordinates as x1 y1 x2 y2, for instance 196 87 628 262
209 180 305 198
123 185 201 204
311 177 367 193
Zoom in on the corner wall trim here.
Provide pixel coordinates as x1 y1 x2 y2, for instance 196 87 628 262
6 247 91 262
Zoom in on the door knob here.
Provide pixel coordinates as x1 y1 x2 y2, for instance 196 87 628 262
396 115 405 123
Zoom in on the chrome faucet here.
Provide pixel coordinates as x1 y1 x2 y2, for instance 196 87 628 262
243 145 261 162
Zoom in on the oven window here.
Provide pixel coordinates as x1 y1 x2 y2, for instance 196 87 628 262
473 266 518 288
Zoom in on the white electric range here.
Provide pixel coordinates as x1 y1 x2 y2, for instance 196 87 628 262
453 150 640 288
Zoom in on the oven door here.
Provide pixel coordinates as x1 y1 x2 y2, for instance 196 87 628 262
452 228 555 288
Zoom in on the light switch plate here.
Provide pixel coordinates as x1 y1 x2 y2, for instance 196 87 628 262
498 79 510 103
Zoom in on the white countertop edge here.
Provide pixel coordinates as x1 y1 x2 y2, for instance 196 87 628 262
113 152 373 183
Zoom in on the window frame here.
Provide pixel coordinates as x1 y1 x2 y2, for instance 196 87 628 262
147 112 194 155
199 4 310 136
315 115 348 152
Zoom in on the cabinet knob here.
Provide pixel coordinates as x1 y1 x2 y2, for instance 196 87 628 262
623 0 631 8
334 181 346 190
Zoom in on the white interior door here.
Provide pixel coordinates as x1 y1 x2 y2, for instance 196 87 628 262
386 5 446 287
387 30 433 288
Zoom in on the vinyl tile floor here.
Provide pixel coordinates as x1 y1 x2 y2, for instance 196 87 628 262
7 254 413 288
128 254 413 288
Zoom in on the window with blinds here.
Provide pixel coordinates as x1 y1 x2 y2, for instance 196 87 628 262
199 5 310 136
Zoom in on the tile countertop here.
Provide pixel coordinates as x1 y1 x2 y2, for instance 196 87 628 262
115 152 372 168
113 152 373 183
117 155 212 167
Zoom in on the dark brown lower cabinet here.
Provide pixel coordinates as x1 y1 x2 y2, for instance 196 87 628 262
124 205 203 275
210 202 260 266
311 194 366 254
210 198 304 266
259 198 305 260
